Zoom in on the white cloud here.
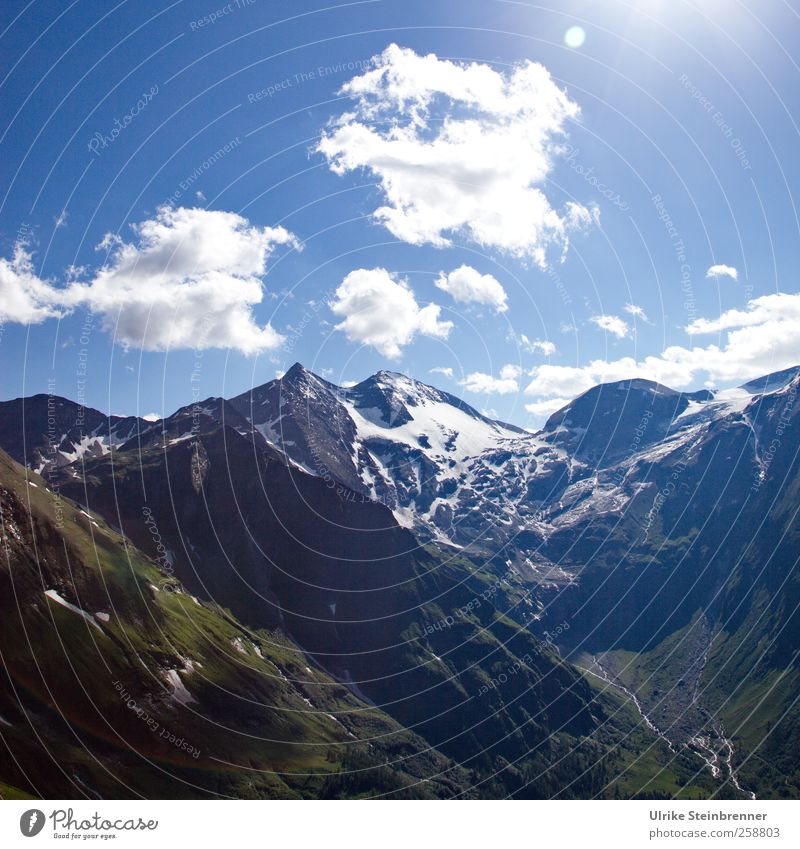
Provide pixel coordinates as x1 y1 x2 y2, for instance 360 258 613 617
590 314 630 338
340 379 357 388
525 364 597 398
624 302 649 322
706 264 738 281
0 242 64 324
74 207 299 353
679 292 800 381
0 207 300 355
430 366 454 379
519 334 556 355
318 44 595 266
460 363 522 395
141 412 161 422
330 267 452 359
525 292 800 405
501 364 523 379
525 397 570 417
434 265 508 312
686 293 800 336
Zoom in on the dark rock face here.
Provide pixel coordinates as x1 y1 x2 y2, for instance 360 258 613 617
541 379 714 463
229 362 366 491
0 394 147 472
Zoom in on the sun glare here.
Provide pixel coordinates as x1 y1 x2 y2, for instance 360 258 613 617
564 25 586 48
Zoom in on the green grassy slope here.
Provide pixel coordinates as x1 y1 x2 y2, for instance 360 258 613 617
0 449 469 799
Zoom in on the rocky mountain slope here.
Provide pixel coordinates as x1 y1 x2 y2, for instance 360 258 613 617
0 394 146 474
0 448 473 799
2 362 798 798
66 426 709 796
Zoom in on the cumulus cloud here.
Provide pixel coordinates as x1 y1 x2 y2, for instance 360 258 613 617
706 264 738 281
330 267 453 359
590 314 630 338
460 364 522 395
525 292 800 408
430 366 454 379
0 207 300 354
318 44 595 265
0 242 65 324
76 207 298 353
434 265 508 312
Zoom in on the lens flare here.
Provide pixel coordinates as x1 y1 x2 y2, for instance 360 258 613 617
564 26 586 48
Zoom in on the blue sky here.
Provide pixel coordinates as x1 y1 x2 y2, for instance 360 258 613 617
1 0 799 426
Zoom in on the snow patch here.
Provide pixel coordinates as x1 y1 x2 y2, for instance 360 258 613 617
163 668 196 706
44 589 103 633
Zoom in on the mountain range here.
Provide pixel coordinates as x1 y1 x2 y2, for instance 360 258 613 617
0 362 798 799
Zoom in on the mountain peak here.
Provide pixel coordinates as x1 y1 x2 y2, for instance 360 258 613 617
282 361 314 381
541 378 713 464
374 369 410 382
